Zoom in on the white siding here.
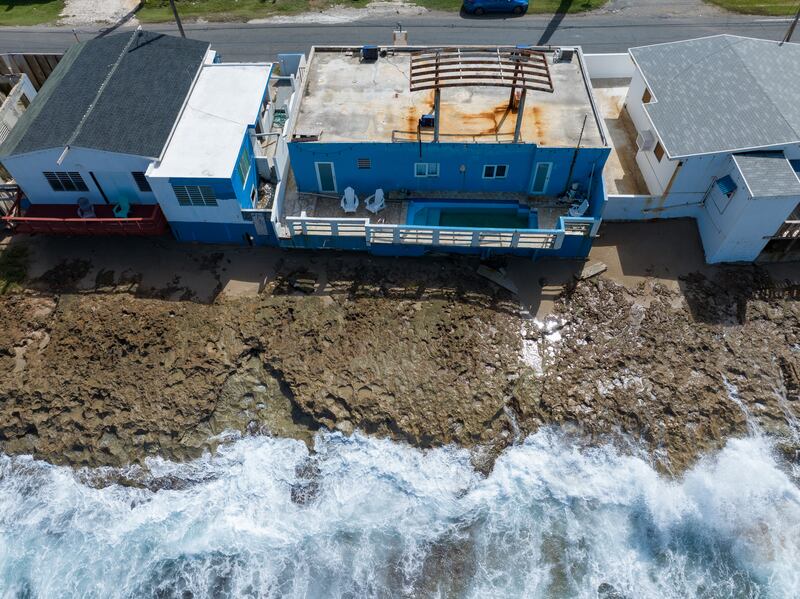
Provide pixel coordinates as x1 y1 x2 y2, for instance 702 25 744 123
583 53 635 79
147 177 246 225
2 147 156 205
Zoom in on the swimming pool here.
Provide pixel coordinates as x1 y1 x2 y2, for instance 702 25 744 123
407 201 537 229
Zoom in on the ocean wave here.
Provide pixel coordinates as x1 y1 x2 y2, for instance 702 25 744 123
1 429 798 598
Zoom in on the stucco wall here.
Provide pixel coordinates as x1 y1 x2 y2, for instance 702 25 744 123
232 132 258 210
695 155 800 263
288 141 609 212
583 53 635 79
2 147 156 205
623 68 679 195
148 176 244 227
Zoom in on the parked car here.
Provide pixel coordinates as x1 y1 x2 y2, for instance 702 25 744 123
463 0 529 16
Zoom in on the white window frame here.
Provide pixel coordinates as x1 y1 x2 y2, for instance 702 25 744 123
483 164 509 180
315 162 337 193
531 162 553 195
237 149 251 188
414 162 439 178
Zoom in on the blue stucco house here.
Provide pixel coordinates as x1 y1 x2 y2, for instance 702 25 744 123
272 45 611 259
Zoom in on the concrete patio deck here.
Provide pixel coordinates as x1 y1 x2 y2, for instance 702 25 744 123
592 78 649 196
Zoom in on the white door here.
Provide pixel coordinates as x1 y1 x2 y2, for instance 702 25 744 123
531 162 552 195
93 172 140 203
315 162 337 193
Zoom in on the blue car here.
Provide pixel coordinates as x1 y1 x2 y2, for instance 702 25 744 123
463 0 529 15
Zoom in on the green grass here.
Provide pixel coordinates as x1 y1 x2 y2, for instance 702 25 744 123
705 0 800 15
0 0 64 26
138 0 607 23
0 245 29 294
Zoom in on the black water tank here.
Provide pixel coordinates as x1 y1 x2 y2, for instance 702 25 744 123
361 45 379 62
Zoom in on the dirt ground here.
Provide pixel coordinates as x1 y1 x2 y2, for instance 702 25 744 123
0 220 798 474
59 0 140 25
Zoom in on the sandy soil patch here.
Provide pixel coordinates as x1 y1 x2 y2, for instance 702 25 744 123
60 0 140 26
249 1 427 25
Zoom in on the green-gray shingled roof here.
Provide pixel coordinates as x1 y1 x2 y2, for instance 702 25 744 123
733 152 800 198
630 35 800 159
0 30 210 160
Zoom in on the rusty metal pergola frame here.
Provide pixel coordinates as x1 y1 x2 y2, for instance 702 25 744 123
409 47 555 143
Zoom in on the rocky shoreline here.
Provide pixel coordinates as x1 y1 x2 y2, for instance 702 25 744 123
1 247 798 475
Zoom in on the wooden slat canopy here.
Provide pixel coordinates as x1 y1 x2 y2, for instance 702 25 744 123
409 47 554 93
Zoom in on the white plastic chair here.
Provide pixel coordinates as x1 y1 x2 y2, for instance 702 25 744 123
341 186 358 213
76 197 96 219
365 188 385 214
568 199 589 217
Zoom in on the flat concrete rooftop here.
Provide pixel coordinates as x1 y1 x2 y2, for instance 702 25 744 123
293 47 606 147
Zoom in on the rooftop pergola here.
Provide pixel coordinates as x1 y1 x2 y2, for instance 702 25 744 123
409 47 554 143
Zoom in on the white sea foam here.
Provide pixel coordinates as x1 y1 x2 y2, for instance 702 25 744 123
1 430 798 598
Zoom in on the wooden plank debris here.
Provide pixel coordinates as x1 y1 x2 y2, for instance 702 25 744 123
575 261 607 280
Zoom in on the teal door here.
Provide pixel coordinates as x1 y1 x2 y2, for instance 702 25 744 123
315 162 337 193
94 172 141 204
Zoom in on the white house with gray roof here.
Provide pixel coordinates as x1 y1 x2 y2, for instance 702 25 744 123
615 35 800 263
0 29 281 245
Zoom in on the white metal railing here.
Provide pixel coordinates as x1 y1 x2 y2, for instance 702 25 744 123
562 216 599 237
773 220 800 240
286 216 598 249
287 216 368 238
366 224 563 250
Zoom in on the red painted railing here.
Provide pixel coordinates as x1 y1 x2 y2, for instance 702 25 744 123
2 197 169 236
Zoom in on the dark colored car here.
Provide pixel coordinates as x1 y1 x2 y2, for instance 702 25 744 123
463 0 529 16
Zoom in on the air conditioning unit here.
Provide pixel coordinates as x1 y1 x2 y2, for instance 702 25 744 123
553 48 574 63
419 114 435 129
636 129 657 152
361 45 379 62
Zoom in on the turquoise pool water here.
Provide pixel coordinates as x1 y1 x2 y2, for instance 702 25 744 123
409 202 536 229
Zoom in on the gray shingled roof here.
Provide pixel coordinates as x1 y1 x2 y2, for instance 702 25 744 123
733 152 800 198
0 30 209 159
630 35 800 159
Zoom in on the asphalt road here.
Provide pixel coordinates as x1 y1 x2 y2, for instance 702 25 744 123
0 12 794 61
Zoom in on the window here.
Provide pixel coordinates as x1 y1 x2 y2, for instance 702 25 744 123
357 158 372 170
43 171 88 192
250 186 258 206
483 164 508 179
414 162 439 178
531 162 552 195
653 142 665 162
712 175 737 214
642 87 652 104
715 175 737 197
236 149 251 186
132 171 152 193
172 184 217 207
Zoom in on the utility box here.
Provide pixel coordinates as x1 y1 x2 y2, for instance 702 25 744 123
361 45 379 62
419 114 435 129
